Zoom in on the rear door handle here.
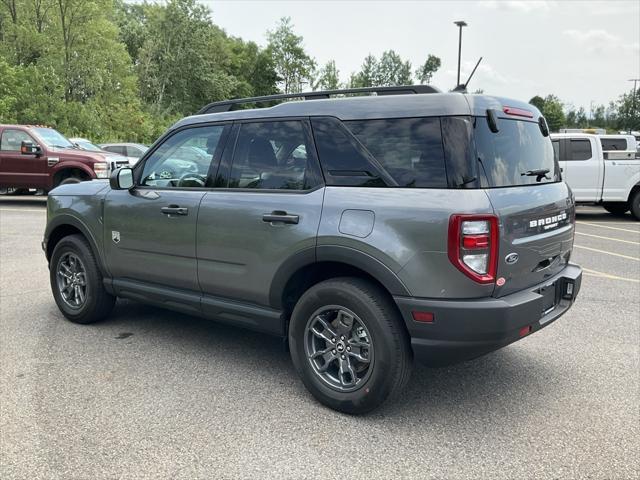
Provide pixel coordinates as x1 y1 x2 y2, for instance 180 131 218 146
161 205 188 216
262 211 299 224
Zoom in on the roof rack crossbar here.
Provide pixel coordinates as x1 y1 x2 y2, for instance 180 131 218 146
197 84 440 114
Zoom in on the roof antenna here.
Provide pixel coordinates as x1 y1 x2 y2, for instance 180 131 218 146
453 56 483 92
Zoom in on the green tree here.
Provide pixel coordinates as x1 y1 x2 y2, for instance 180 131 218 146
266 16 315 94
565 109 577 128
377 50 412 86
529 95 545 112
415 54 441 84
616 89 640 132
0 53 18 122
350 54 378 88
313 59 340 91
529 95 565 131
575 107 588 128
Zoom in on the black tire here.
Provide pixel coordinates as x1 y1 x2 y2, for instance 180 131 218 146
58 176 82 186
289 277 412 414
630 190 640 221
603 203 629 216
50 234 115 324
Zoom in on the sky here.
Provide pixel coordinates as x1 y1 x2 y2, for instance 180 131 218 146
197 0 640 113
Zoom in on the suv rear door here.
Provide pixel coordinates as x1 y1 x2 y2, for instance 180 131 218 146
103 124 229 300
473 115 575 297
196 119 324 322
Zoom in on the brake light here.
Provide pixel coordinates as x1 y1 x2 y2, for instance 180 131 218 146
502 106 534 118
448 214 499 284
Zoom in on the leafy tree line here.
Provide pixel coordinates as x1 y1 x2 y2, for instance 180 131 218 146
0 0 442 143
529 91 640 133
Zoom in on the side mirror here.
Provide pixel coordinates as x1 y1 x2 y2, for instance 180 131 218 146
110 167 134 190
21 141 42 156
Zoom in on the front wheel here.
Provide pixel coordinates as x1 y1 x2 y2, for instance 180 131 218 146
50 234 115 324
289 277 412 414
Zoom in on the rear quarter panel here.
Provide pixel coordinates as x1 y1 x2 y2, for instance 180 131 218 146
318 187 496 299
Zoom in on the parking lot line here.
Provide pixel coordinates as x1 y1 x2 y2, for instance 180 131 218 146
582 267 640 283
575 231 640 245
576 221 640 234
574 244 640 261
0 208 46 213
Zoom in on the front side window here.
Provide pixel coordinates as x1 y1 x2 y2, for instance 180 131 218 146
1 130 34 151
569 139 592 160
345 118 447 188
475 117 560 187
140 125 226 188
228 121 320 190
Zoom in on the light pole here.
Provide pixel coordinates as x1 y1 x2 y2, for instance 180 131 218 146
454 21 467 87
629 78 639 134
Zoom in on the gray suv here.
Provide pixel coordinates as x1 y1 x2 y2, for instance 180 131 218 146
43 86 582 414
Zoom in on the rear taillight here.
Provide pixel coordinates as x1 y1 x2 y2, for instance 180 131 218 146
448 214 499 284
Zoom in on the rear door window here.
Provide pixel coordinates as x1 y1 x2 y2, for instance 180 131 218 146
569 139 592 160
1 130 34 151
474 117 560 187
227 120 321 190
345 118 447 188
600 138 627 151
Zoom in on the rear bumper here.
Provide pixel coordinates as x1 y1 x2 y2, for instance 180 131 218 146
394 264 582 366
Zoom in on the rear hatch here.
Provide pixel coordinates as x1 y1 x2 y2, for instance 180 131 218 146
473 113 575 297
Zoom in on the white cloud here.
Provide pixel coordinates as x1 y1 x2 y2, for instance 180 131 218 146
478 1 555 13
563 29 640 53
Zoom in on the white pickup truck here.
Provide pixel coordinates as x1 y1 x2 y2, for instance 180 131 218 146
550 133 640 220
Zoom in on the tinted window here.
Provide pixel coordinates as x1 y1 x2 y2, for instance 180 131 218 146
228 121 319 190
474 117 559 187
104 145 126 156
346 118 447 188
1 130 34 151
141 125 225 188
552 139 560 162
600 138 627 151
570 139 592 160
127 146 145 158
441 116 478 188
311 117 386 187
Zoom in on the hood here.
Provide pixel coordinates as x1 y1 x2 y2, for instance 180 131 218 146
49 146 108 163
49 179 110 196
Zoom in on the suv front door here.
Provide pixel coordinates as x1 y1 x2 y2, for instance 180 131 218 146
196 119 324 324
103 124 229 300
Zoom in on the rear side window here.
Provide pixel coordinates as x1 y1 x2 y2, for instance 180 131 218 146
345 118 447 188
600 138 627 151
569 139 592 160
228 121 321 190
474 117 560 187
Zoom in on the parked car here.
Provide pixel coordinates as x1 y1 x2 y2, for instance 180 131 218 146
69 137 132 168
99 142 148 166
44 86 582 414
0 125 128 193
551 133 640 219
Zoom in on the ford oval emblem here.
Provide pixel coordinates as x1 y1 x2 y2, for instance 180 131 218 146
505 252 519 265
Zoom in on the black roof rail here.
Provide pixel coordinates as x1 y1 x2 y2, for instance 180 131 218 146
197 84 441 114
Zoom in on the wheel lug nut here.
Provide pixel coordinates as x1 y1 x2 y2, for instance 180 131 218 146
347 346 351 351
332 350 336 354
331 338 336 343
340 335 345 340
341 354 346 359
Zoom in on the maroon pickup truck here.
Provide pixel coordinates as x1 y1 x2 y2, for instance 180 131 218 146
0 125 129 193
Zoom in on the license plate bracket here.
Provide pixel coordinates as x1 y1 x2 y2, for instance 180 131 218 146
538 282 558 316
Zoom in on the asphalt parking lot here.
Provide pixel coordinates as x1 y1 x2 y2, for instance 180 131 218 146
1 197 638 480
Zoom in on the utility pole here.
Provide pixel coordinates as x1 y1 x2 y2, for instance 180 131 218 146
628 78 639 134
454 21 467 87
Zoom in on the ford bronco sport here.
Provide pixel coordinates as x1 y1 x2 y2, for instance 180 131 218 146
0 125 128 193
43 86 582 414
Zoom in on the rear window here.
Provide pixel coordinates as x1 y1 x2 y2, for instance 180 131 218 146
345 118 447 188
474 117 560 187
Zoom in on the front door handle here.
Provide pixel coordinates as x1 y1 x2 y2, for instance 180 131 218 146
262 211 299 224
161 205 188 216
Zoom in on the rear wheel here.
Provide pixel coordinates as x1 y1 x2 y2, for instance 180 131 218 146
289 277 412 414
50 234 115 324
603 203 629 216
58 176 83 186
630 191 640 221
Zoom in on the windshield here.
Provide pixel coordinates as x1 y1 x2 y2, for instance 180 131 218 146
75 140 103 152
32 128 74 149
474 117 560 187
